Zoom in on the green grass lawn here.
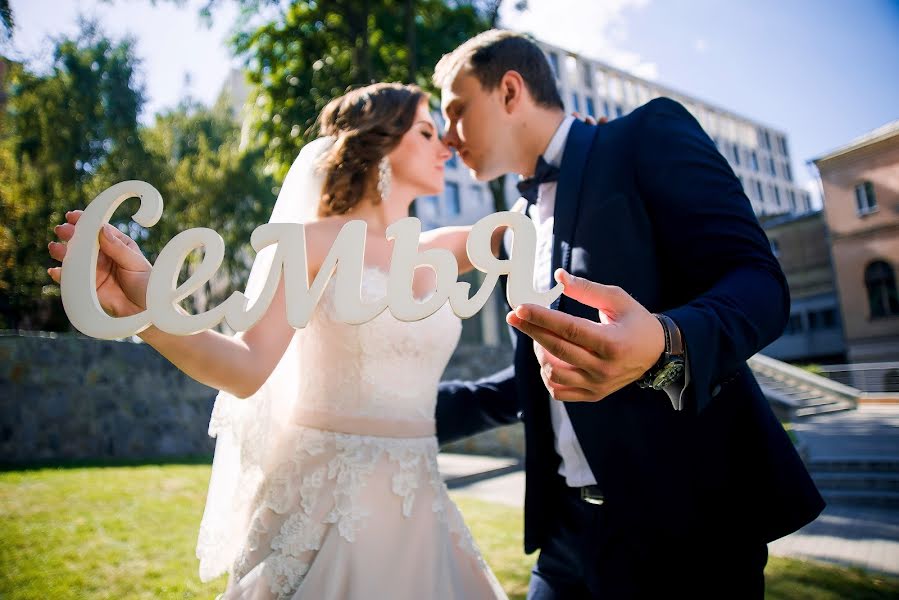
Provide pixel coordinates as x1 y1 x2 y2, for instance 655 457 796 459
1 464 897 599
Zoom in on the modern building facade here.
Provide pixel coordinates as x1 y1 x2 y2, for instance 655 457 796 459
415 38 814 225
413 37 816 346
536 40 813 217
812 120 899 363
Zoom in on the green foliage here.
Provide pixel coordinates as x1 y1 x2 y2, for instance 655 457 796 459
1 1 506 330
798 363 824 376
137 93 275 310
231 0 491 180
0 20 273 330
0 21 148 330
0 0 13 41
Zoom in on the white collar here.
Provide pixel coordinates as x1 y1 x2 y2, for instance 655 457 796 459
542 115 575 168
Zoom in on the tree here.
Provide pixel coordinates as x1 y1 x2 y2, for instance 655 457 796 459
0 20 148 330
230 0 491 179
0 12 277 330
161 0 521 210
137 93 275 312
0 0 13 41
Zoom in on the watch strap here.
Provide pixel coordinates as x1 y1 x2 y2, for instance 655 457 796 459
655 313 684 357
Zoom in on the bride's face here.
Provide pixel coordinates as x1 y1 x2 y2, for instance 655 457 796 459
388 100 452 198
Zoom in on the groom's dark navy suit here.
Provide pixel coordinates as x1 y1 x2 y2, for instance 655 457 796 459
437 97 824 597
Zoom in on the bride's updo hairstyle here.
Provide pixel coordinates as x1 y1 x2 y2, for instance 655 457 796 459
316 82 426 217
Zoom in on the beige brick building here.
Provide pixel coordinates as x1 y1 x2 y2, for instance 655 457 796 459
761 211 844 361
813 120 899 362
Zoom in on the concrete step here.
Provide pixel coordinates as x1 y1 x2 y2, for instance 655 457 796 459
809 457 899 473
780 390 836 404
820 489 899 509
794 400 856 417
437 453 522 489
812 472 899 492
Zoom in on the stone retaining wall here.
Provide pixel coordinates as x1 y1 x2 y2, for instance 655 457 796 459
0 332 522 465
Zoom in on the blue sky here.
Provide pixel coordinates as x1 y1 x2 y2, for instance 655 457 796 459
5 0 899 200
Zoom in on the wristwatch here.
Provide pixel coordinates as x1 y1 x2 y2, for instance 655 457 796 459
637 313 686 390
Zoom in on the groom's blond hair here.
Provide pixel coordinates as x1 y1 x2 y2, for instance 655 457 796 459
433 30 563 110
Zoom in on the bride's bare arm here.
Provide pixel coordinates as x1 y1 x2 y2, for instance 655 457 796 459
419 224 506 275
418 198 525 273
138 220 335 399
49 211 331 400
137 274 295 399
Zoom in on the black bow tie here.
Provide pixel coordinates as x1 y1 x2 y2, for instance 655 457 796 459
516 155 560 205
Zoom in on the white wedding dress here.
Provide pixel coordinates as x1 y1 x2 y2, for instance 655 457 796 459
196 265 508 599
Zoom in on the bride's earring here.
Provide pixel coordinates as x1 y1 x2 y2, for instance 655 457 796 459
377 156 392 202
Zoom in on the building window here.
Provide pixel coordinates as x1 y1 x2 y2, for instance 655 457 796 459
783 162 793 181
854 181 878 215
750 151 759 171
571 93 580 114
768 157 777 176
615 104 623 118
585 96 596 118
774 186 781 207
808 309 838 330
418 195 440 220
470 184 486 208
755 180 764 202
779 135 789 155
548 52 560 80
865 260 899 318
445 182 460 216
582 61 593 88
785 313 803 334
732 143 741 166
789 190 796 212
602 100 610 118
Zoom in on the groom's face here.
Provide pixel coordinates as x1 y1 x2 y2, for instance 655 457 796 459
440 71 514 182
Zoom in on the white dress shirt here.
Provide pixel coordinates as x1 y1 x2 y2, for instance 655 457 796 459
525 116 598 487
511 116 689 488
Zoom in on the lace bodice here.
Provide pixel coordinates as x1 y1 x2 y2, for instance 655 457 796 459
294 266 462 422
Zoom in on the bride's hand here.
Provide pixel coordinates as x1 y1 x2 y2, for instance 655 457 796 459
47 210 152 318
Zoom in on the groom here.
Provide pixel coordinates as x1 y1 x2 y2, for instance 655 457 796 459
434 30 824 598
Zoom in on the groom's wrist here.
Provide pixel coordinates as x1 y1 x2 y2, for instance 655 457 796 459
637 314 685 389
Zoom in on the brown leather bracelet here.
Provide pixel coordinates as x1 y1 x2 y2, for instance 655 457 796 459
654 313 684 357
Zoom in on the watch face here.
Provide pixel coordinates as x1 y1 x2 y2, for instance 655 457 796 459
652 359 685 388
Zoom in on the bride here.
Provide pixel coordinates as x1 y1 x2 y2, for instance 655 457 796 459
47 82 509 599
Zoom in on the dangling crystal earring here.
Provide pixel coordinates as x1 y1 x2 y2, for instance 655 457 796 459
377 156 392 202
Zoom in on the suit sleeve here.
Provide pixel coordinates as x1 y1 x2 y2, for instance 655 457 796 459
635 97 790 414
436 364 521 445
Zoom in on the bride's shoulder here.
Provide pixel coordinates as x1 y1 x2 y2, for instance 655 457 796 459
304 216 349 235
302 216 354 277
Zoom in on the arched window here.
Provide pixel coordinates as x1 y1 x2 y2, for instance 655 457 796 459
865 261 899 318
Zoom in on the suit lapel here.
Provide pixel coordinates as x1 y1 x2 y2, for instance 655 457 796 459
551 120 597 309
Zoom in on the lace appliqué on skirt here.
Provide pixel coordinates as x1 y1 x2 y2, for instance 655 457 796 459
229 426 485 599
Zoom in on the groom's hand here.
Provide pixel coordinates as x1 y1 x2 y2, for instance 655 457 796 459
572 111 607 126
506 269 665 402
